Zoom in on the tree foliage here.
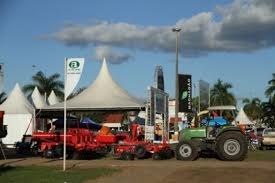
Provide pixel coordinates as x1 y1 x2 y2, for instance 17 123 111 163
0 92 6 104
210 79 236 106
242 97 262 120
23 71 64 99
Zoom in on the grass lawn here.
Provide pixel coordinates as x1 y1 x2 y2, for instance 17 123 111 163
0 165 119 183
247 150 275 161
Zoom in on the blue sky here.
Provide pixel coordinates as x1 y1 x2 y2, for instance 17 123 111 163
1 0 274 106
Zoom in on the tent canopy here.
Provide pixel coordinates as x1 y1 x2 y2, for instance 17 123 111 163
42 59 144 111
0 83 34 114
31 87 47 109
47 90 60 105
235 108 253 125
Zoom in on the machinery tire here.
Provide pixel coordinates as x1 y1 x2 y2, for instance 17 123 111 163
121 152 134 160
44 149 54 159
164 149 173 159
72 151 81 160
135 145 146 158
216 131 247 161
176 141 198 161
152 153 162 160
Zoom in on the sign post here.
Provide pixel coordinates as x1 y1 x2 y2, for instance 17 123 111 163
63 58 84 171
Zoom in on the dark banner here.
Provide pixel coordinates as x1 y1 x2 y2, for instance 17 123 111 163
178 74 192 112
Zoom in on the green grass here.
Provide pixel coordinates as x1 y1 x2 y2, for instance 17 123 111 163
0 165 119 183
247 150 275 161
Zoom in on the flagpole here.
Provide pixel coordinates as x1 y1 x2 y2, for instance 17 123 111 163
63 58 67 172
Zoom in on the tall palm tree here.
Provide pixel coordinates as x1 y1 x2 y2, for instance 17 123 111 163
262 99 275 128
23 71 64 99
0 92 7 104
265 73 275 102
67 86 87 100
210 79 236 106
242 97 262 120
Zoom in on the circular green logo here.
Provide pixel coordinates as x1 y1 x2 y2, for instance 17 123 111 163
69 61 80 69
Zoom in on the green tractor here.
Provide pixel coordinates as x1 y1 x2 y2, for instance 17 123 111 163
175 106 248 161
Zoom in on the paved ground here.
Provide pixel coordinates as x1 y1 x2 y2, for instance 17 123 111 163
1 157 275 183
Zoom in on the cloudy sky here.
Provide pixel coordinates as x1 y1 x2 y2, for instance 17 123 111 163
1 0 275 105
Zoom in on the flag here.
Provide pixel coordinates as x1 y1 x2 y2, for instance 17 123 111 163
65 58 85 99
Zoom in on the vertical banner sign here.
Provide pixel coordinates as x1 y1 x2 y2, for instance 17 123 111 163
178 74 192 112
63 58 84 172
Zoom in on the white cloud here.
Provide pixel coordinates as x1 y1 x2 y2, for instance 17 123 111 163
94 46 132 64
50 0 275 57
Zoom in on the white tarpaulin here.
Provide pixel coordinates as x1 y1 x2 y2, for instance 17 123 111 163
48 90 60 105
235 108 254 125
31 87 47 109
0 83 34 145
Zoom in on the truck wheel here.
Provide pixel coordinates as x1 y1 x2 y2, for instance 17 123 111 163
135 145 146 158
216 131 247 161
176 141 198 161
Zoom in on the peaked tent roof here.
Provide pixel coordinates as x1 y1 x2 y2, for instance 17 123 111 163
31 87 47 109
235 108 253 125
48 90 60 105
43 58 144 111
0 83 34 114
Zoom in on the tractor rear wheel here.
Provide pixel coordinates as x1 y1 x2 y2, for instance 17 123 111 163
216 131 247 161
176 141 198 161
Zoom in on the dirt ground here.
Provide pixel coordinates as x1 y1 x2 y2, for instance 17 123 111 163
1 157 275 183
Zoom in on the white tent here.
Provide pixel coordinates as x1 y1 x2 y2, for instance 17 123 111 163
0 83 34 145
235 108 254 125
31 87 47 109
42 58 144 111
48 90 60 105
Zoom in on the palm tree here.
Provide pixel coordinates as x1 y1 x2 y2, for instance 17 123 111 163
262 99 275 128
67 86 87 100
210 79 236 106
265 73 275 102
242 98 262 120
0 92 6 104
23 71 64 99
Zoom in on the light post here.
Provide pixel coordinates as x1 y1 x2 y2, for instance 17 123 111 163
172 27 181 134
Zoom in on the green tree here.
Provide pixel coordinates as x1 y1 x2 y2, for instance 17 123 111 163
23 71 64 99
265 73 275 102
210 79 236 106
67 86 87 100
242 97 262 120
261 99 275 128
0 92 7 104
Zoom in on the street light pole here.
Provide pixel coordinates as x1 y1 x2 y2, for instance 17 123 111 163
172 27 181 134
